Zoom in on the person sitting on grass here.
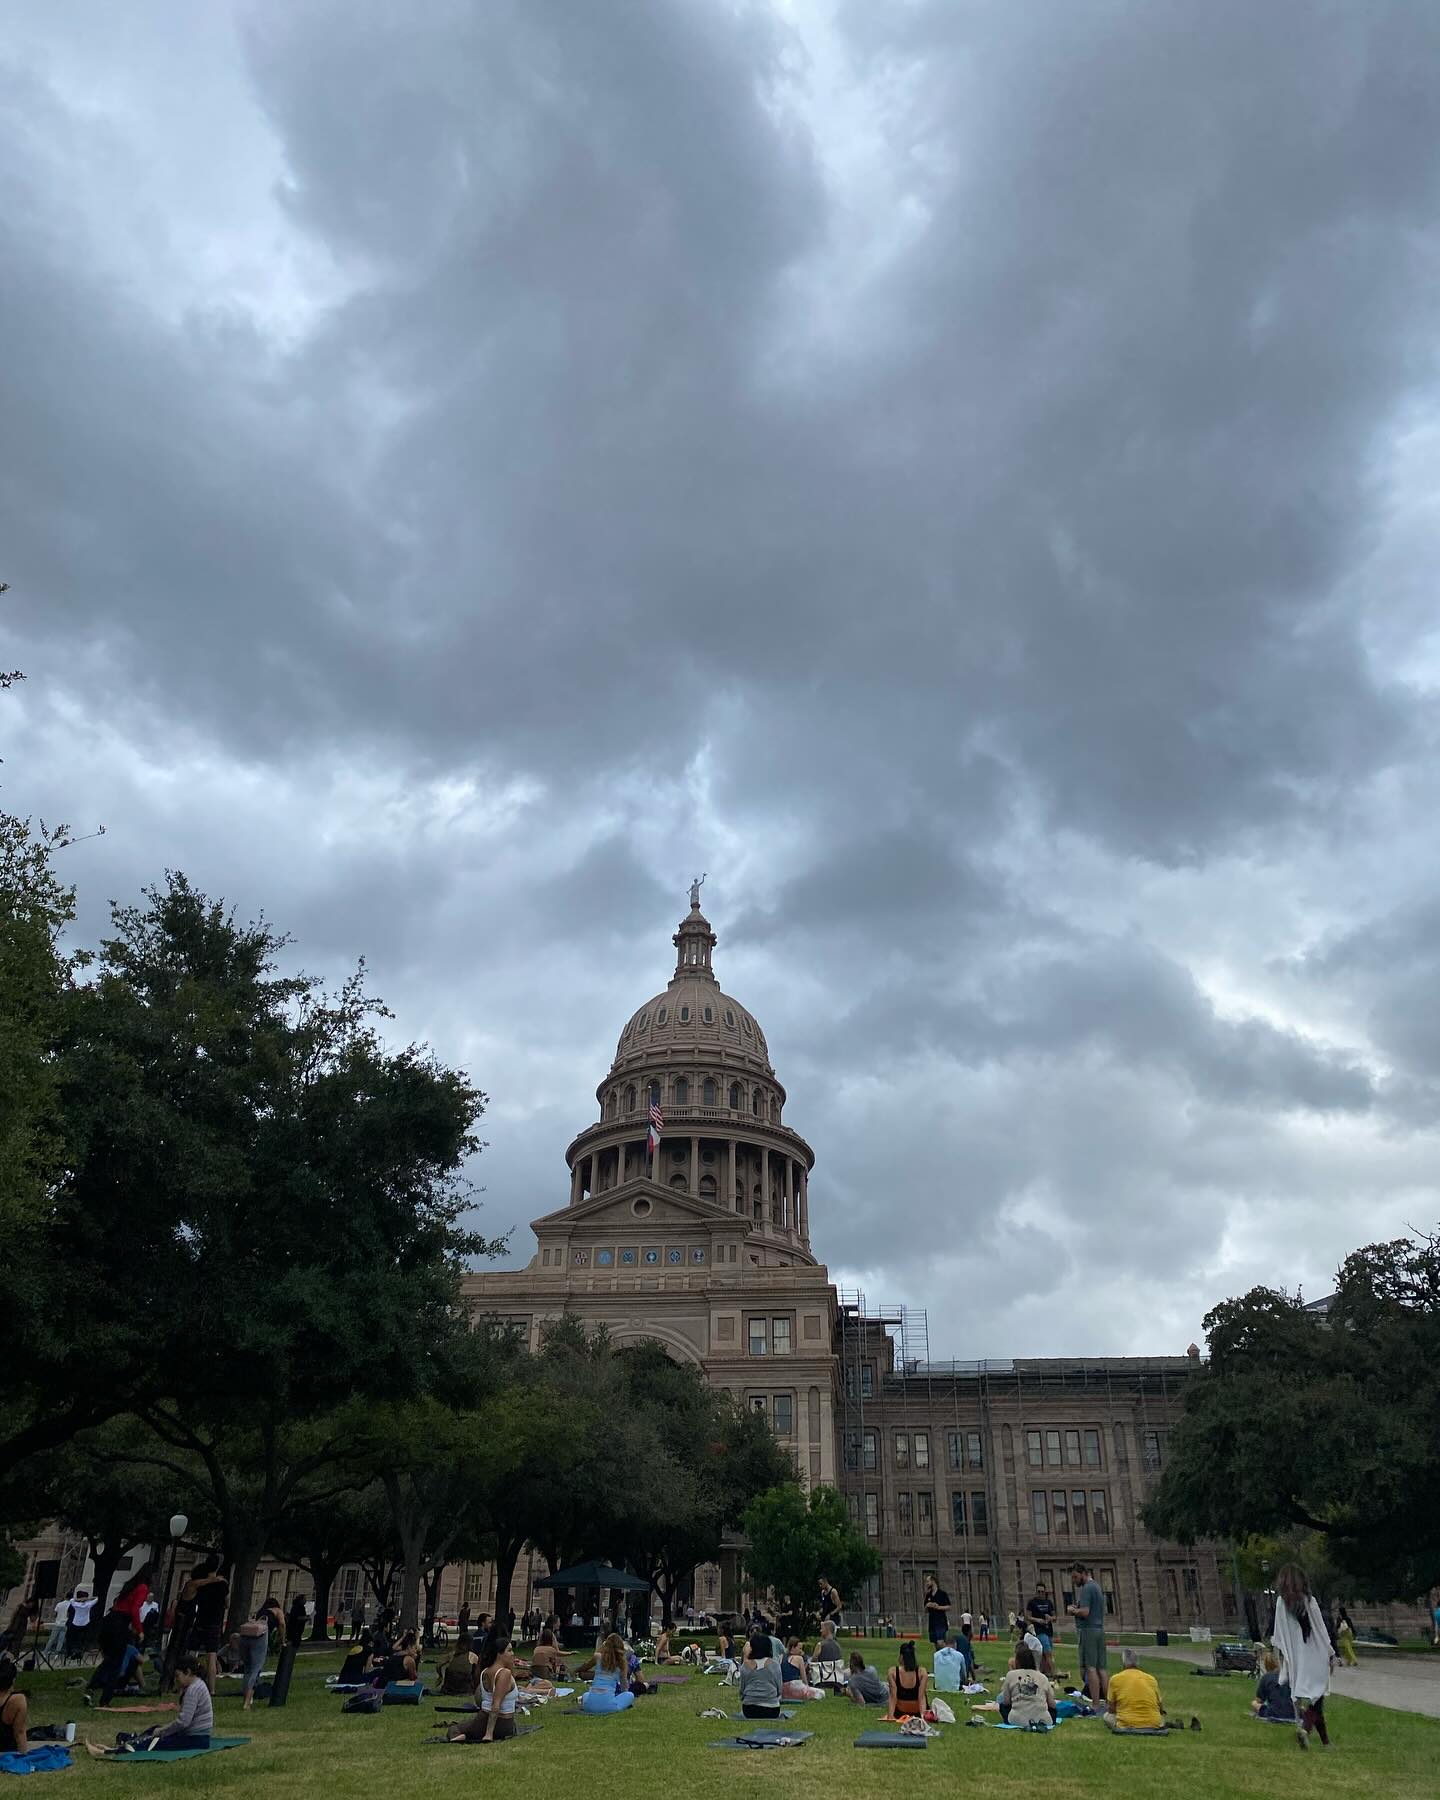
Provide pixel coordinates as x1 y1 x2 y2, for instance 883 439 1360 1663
998 1644 1057 1727
1103 1648 1167 1732
85 1655 213 1758
779 1637 826 1700
1251 1649 1295 1722
844 1651 887 1706
652 1629 685 1665
3 1656 78 1755
528 1629 567 1681
884 1640 928 1721
952 1620 977 1680
438 1632 479 1696
737 1630 784 1719
446 1638 519 1742
810 1620 843 1679
580 1634 637 1714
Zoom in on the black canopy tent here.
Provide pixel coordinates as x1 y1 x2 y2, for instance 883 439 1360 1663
534 1562 652 1649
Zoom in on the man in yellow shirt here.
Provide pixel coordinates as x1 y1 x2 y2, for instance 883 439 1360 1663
1104 1648 1166 1732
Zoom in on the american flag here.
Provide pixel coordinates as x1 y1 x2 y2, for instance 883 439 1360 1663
648 1099 664 1158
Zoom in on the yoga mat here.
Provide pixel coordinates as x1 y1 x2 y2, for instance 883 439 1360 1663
97 1705 176 1715
854 1730 926 1749
707 1730 813 1751
730 1710 795 1721
650 1674 689 1685
108 1736 250 1764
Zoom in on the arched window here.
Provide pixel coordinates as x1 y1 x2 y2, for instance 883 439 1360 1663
770 1098 779 1122
680 1005 690 1022
752 1091 762 1116
703 1078 717 1106
606 1092 616 1118
649 1081 661 1106
703 1005 713 1023
725 1010 736 1028
699 1174 717 1198
675 1077 689 1105
670 1174 688 1190
626 1085 637 1113
729 1082 741 1109
657 1006 668 1025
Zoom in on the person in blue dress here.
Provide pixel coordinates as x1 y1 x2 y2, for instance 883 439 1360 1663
580 1634 636 1713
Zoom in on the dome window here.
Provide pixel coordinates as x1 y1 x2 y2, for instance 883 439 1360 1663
752 1092 762 1116
741 1017 752 1036
729 1082 741 1109
725 1010 735 1028
675 1077 689 1105
639 1012 649 1030
680 1005 690 1022
649 1081 661 1106
703 1078 717 1106
670 1174 687 1190
770 1099 779 1122
657 1006 668 1025
701 1148 716 1164
703 1005 713 1023
626 1085 637 1113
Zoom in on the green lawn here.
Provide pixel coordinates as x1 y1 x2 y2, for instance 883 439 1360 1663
19 1638 1438 1799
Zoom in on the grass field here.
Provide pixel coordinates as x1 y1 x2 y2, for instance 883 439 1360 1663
19 1637 1439 1799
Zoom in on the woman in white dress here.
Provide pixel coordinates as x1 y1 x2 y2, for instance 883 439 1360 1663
1271 1565 1335 1750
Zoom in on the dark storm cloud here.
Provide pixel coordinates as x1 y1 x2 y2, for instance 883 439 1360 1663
5 0 1440 1354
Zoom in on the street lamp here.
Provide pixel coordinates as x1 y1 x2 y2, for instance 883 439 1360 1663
157 1513 188 1692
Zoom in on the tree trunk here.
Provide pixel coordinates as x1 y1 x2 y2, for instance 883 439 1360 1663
397 1541 424 1634
226 1546 262 1633
491 1536 523 1623
88 1538 126 1615
308 1560 340 1640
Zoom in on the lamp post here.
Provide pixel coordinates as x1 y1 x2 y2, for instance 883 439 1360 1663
157 1513 188 1693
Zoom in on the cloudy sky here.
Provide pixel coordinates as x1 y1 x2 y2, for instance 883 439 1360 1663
6 0 1440 1359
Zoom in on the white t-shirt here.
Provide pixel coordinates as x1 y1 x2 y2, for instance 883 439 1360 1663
1022 1630 1045 1663
69 1598 95 1626
999 1666 1056 1727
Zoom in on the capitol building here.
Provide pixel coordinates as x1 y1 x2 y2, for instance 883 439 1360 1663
460 891 1235 1634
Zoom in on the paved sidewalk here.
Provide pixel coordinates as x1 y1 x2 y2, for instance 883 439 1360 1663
1137 1642 1440 1720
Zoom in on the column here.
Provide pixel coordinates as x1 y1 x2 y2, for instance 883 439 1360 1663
571 1160 582 1206
761 1147 770 1232
800 1168 809 1242
728 1139 738 1214
782 1158 793 1233
689 1135 698 1197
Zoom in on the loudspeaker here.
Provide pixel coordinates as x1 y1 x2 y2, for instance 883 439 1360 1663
267 1644 298 1707
31 1560 60 1603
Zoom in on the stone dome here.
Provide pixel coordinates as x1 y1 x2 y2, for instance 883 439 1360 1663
609 894 773 1076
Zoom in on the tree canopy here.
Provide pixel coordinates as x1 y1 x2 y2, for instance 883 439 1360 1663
1143 1226 1440 1600
741 1481 880 1625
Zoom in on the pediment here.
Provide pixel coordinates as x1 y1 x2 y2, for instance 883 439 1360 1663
530 1179 736 1237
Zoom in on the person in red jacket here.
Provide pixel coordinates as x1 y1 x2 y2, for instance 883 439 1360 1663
110 1569 153 1641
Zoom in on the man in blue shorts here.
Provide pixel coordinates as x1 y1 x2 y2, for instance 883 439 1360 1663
1067 1562 1108 1705
1026 1581 1058 1678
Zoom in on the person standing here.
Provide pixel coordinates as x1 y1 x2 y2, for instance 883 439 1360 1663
923 1575 951 1649
64 1589 96 1662
1272 1563 1335 1750
456 1602 471 1640
1026 1580 1058 1678
286 1593 308 1652
111 1568 152 1643
178 1561 228 1694
1066 1562 1108 1705
818 1577 843 1633
1335 1608 1358 1667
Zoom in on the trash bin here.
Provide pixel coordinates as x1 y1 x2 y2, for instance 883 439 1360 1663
1155 1630 1169 1647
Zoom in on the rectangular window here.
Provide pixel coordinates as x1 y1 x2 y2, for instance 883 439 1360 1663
1031 1490 1049 1535
914 1432 930 1470
894 1433 910 1470
967 1431 983 1469
971 1492 988 1535
1045 1429 1062 1467
898 1492 914 1536
750 1394 767 1415
864 1493 879 1539
901 1567 917 1613
1064 1429 1081 1466
1052 1490 1069 1536
771 1317 792 1355
772 1394 794 1435
749 1318 768 1356
1164 1569 1180 1616
947 1431 964 1470
847 1493 860 1525
1026 1429 1043 1467
1142 1429 1165 1472
862 1430 877 1471
844 1432 859 1472
1091 1489 1109 1535
1071 1490 1089 1535
861 1363 874 1398
1083 1429 1102 1467
917 1491 934 1534
1183 1567 1199 1597
951 1491 967 1535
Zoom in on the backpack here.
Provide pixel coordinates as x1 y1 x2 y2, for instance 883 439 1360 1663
342 1691 383 1714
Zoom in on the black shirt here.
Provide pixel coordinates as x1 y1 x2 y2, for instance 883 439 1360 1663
1028 1596 1056 1636
194 1579 228 1632
926 1588 950 1631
